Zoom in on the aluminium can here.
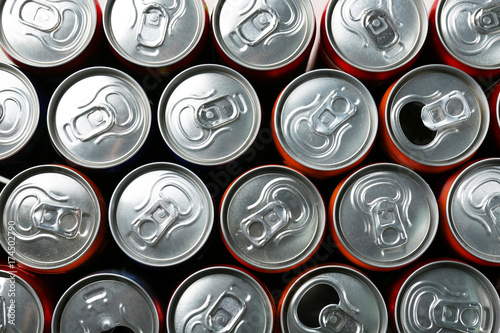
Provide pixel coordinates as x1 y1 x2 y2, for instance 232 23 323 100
392 260 500 332
379 64 490 174
329 163 439 271
103 0 209 75
430 0 500 79
272 69 378 178
47 66 151 170
439 158 500 266
109 162 214 267
211 0 316 83
279 265 388 333
166 265 275 333
489 81 500 151
0 0 102 74
0 164 105 274
52 272 163 333
220 165 326 273
320 0 428 84
158 64 261 167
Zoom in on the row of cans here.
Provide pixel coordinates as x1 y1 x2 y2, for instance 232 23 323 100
5 260 500 332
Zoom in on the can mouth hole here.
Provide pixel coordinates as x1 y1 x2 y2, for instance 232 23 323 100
297 283 340 328
400 101 436 145
101 327 135 333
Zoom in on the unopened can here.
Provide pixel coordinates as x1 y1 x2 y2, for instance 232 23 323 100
47 66 151 170
167 266 275 333
379 64 490 173
220 165 325 273
272 69 378 178
329 163 439 271
103 0 209 75
279 265 388 332
158 64 261 167
439 158 500 266
0 0 102 74
52 272 163 333
0 164 105 273
211 0 316 83
430 0 500 78
109 162 214 267
320 0 428 83
392 260 500 332
489 81 500 150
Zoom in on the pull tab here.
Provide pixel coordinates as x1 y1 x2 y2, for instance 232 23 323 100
434 300 482 332
231 7 280 47
474 4 500 34
319 305 364 333
485 194 500 236
240 201 289 247
69 105 115 142
18 0 61 32
196 94 243 130
363 9 400 50
311 91 357 136
206 292 246 333
31 202 82 238
137 4 168 48
421 91 471 131
131 199 179 246
371 200 408 249
0 297 6 333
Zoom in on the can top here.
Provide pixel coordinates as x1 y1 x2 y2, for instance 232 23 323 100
332 163 439 269
446 158 500 264
158 64 261 166
220 165 325 272
280 265 388 332
52 272 160 333
323 0 428 72
47 67 151 169
436 0 500 71
384 65 489 168
0 165 102 271
167 266 274 333
212 0 315 71
109 162 214 267
0 0 98 68
0 270 44 332
274 69 377 173
104 0 206 68
395 260 500 332
0 63 39 160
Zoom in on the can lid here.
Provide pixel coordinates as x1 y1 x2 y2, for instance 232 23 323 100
0 0 97 68
274 69 377 173
158 64 261 166
447 158 500 264
395 260 500 332
0 270 44 332
220 165 325 272
47 67 151 169
212 0 315 71
324 0 428 72
109 162 214 267
333 163 439 269
0 165 102 271
436 0 500 71
104 0 206 68
280 265 388 332
167 266 274 333
52 272 160 333
385 64 489 168
0 63 39 160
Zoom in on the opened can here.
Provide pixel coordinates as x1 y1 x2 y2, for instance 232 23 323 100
329 163 439 271
0 164 105 273
272 69 378 178
379 64 490 173
166 265 275 333
320 0 428 84
220 165 326 273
